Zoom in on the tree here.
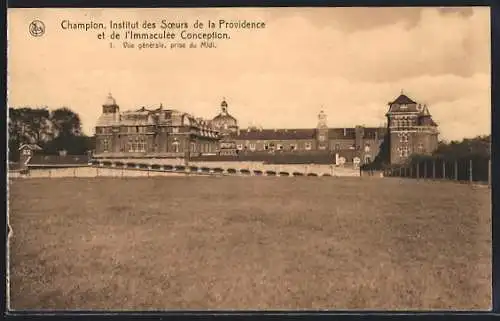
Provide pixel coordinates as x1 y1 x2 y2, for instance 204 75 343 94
43 135 95 155
8 107 53 161
433 135 490 159
50 107 82 138
8 106 93 161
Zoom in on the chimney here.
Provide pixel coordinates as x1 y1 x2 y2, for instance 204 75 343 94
343 128 347 136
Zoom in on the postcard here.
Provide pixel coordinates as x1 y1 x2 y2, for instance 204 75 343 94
7 7 491 310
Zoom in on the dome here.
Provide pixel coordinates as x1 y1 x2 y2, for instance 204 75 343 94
213 113 237 127
212 98 238 129
103 93 117 106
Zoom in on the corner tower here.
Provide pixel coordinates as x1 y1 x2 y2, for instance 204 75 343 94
386 91 439 164
95 93 120 155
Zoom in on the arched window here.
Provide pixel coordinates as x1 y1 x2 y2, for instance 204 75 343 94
173 140 180 153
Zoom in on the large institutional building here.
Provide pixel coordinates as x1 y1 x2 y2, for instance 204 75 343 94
94 92 439 165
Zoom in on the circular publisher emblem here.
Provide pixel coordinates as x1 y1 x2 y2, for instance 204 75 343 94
29 20 45 37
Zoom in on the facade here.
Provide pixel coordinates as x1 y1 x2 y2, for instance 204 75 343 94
231 118 385 165
94 94 220 158
385 93 439 164
94 92 439 165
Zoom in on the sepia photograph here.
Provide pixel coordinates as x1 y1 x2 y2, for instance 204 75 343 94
7 7 491 310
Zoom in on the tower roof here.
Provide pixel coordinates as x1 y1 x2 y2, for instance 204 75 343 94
103 93 117 106
389 94 417 105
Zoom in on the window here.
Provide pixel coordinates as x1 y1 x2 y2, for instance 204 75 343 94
264 143 269 150
400 104 407 109
103 139 109 152
418 143 424 151
319 135 325 142
335 144 340 151
398 146 410 158
172 127 179 134
133 138 138 152
277 144 283 150
139 138 146 152
364 143 371 153
237 144 243 150
249 143 256 151
305 142 312 150
399 132 409 143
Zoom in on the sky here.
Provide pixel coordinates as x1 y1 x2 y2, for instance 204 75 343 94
7 7 490 141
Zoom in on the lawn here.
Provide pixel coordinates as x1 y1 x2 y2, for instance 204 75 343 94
8 177 491 310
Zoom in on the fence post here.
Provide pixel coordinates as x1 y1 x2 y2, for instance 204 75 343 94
416 163 420 179
424 161 427 179
454 160 458 181
442 160 446 180
432 160 436 179
469 159 473 184
409 165 413 178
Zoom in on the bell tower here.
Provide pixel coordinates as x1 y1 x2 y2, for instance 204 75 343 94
316 110 329 150
220 98 228 115
102 93 119 114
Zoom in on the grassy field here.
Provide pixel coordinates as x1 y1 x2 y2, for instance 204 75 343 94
8 177 491 310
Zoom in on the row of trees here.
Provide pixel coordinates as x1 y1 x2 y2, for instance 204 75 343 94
362 132 491 170
8 107 95 161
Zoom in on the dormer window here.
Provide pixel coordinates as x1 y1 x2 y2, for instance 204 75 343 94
400 104 408 109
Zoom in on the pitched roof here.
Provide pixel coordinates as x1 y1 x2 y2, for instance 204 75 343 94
235 128 316 140
363 127 386 139
418 115 438 127
18 144 42 151
234 127 385 141
328 128 356 139
96 113 120 127
390 94 417 105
